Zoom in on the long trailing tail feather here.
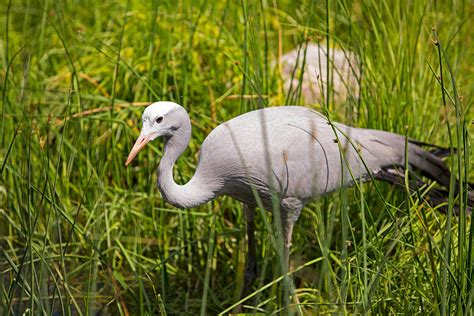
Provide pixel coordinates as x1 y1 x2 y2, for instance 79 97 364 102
408 139 456 157
409 146 450 186
374 166 472 214
371 138 472 214
353 128 470 213
407 140 474 187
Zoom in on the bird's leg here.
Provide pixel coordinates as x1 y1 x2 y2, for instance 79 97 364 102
282 217 294 269
278 209 297 309
279 199 303 308
280 199 303 270
241 203 257 298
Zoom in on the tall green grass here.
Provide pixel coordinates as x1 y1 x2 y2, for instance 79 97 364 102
1 0 472 314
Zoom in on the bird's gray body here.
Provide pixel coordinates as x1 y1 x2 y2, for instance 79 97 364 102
195 106 407 210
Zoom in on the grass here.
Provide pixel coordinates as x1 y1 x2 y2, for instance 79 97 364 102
1 0 473 314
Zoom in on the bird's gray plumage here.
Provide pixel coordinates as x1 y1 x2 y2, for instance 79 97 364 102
281 43 360 103
153 104 450 210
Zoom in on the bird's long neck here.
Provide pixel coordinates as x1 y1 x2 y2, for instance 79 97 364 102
157 119 220 209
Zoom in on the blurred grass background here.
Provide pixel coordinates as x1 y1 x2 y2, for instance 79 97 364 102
0 0 473 314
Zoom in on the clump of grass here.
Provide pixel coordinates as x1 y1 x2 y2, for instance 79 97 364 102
0 0 472 314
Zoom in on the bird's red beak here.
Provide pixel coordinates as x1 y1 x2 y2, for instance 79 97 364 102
125 134 151 166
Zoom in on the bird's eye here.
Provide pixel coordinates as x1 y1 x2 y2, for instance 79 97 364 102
156 116 163 124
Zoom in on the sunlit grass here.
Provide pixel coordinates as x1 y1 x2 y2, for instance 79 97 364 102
1 0 473 314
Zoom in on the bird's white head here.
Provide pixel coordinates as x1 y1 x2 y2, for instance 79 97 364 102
125 101 187 166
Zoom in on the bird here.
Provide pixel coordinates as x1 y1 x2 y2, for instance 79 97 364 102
281 43 360 104
125 101 471 296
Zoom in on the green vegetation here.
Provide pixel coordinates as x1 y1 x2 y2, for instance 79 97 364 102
1 0 473 314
